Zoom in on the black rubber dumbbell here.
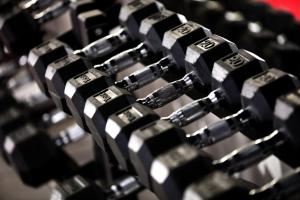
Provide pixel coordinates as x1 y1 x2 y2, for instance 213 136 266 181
84 44 250 150
187 68 299 148
164 49 268 127
3 121 86 186
105 103 160 172
150 143 214 200
127 118 266 190
0 0 72 56
138 34 238 109
262 41 300 78
66 20 211 131
214 88 300 171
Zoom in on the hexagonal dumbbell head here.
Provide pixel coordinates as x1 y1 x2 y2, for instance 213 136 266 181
119 0 164 40
0 8 42 56
45 54 92 114
128 120 186 189
183 172 251 200
211 49 268 110
185 34 238 87
274 88 300 149
28 39 70 96
241 68 299 133
105 103 160 172
64 69 113 131
69 0 97 43
4 124 60 186
84 85 136 149
150 144 213 200
139 9 187 53
77 9 109 46
162 21 211 70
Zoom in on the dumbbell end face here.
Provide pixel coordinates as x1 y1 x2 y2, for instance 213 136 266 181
119 0 164 39
241 68 300 127
0 9 42 55
28 39 69 97
4 124 60 187
49 91 71 114
211 49 268 108
274 89 300 146
139 10 187 53
77 9 109 46
183 172 251 200
128 120 186 189
84 86 136 150
45 54 91 113
151 144 214 200
105 103 159 172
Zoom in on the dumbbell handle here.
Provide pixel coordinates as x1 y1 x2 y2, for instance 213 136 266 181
54 123 86 147
33 0 70 24
109 176 141 199
187 109 253 148
163 89 225 127
19 0 52 12
213 130 286 174
75 28 130 60
95 43 149 76
115 55 175 92
250 168 300 199
137 71 199 108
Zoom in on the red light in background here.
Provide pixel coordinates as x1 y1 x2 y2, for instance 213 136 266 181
261 0 300 20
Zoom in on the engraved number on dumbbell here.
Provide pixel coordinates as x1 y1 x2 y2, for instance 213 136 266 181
224 53 248 68
197 38 218 51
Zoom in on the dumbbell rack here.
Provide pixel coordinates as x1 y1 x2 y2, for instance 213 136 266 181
1 0 300 199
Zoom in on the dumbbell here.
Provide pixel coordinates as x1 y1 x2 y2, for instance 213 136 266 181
0 0 72 56
3 121 86 186
184 168 300 200
214 11 248 42
214 88 300 172
66 20 211 131
52 175 142 200
128 116 299 199
164 49 268 127
0 99 63 163
187 68 299 149
183 1 225 31
128 115 285 191
237 29 276 56
138 34 238 108
262 41 300 77
84 48 265 149
106 69 297 170
42 0 164 111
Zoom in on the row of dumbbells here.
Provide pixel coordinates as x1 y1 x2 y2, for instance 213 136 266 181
0 0 151 199
24 0 297 199
1 0 300 199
